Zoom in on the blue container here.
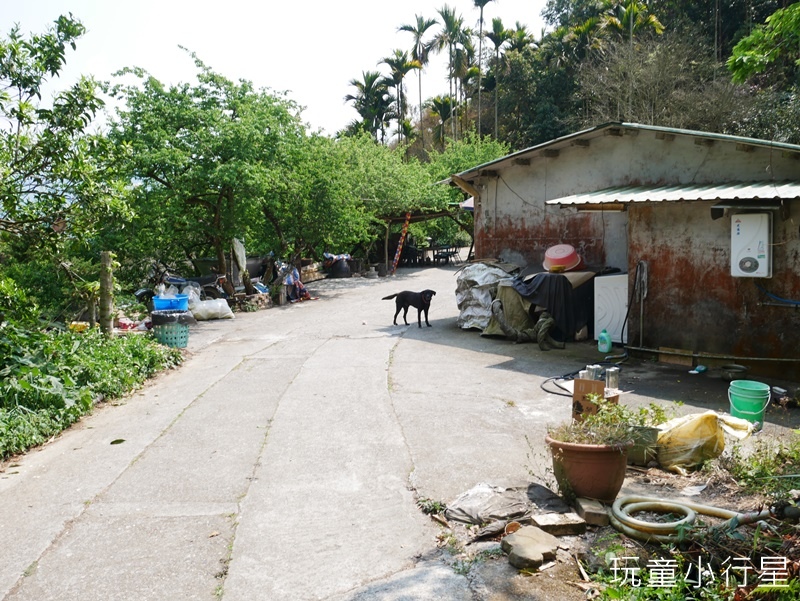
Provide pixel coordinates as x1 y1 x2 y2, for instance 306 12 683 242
153 294 189 312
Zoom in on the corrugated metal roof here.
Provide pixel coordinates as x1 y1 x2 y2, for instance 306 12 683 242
547 181 800 206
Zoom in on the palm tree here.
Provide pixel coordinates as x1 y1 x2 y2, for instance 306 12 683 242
433 5 465 140
453 34 476 137
473 0 494 137
344 71 394 142
380 50 420 144
562 17 604 61
486 17 511 138
399 15 438 148
507 21 534 53
600 1 664 117
429 95 454 149
458 64 480 134
601 1 665 40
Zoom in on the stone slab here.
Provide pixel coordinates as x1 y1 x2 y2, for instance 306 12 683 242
574 497 610 527
500 526 560 570
531 512 587 536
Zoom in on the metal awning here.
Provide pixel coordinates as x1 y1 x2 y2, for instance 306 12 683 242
546 181 800 207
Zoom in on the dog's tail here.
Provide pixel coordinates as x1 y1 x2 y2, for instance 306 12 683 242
382 294 398 301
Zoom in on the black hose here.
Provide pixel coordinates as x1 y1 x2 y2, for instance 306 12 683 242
539 360 625 397
540 375 578 397
539 263 645 397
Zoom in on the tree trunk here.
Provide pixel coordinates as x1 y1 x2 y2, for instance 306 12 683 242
384 224 390 270
478 10 483 136
99 251 114 336
214 242 235 296
418 70 424 148
494 49 500 139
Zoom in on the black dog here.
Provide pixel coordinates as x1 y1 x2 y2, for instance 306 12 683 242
382 290 436 327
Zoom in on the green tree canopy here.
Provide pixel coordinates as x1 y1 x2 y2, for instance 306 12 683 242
106 56 451 268
728 3 800 86
0 14 117 247
105 53 308 271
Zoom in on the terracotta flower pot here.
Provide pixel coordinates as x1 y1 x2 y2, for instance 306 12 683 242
545 435 631 503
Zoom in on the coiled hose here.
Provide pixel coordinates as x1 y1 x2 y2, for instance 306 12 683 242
610 495 772 543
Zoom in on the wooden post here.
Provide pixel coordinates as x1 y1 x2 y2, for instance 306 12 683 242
99 251 114 336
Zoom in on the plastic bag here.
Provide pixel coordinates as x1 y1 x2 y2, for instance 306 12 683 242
150 310 197 326
186 286 201 309
656 410 753 475
191 299 235 320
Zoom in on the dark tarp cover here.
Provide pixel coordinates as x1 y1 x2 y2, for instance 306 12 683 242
510 272 595 341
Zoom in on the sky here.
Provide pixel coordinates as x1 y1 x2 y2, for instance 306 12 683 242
1 0 548 135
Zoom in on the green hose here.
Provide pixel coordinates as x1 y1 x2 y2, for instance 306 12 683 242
610 495 772 543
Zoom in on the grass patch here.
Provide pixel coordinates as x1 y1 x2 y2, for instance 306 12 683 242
417 497 447 515
720 433 800 499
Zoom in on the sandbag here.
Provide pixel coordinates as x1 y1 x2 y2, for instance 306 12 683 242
657 410 753 475
191 299 235 320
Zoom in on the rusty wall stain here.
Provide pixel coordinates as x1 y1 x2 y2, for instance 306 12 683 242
628 204 800 380
475 212 610 266
477 199 799 380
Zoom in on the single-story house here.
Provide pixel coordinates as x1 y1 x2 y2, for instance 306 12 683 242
451 122 800 380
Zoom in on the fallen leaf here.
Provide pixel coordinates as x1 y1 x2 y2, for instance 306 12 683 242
209 531 220 538
110 439 125 445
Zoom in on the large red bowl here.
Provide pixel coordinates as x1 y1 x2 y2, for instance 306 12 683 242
543 244 582 272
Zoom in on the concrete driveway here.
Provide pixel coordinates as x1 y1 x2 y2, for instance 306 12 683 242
1 265 797 601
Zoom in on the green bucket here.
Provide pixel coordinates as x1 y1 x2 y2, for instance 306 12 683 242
728 380 771 427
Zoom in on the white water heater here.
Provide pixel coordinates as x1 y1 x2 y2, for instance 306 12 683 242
594 273 628 343
731 213 772 278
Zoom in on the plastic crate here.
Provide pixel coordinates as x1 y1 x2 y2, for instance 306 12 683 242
152 322 189 348
153 294 189 311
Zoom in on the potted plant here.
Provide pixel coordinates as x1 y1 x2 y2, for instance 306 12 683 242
545 395 634 503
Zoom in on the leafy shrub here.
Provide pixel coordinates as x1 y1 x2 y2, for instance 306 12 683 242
547 395 635 447
0 406 84 459
0 260 78 324
0 326 182 460
0 277 40 326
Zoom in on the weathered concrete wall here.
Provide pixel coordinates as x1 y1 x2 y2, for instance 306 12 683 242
627 202 800 379
469 126 800 378
473 128 800 271
473 155 629 270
